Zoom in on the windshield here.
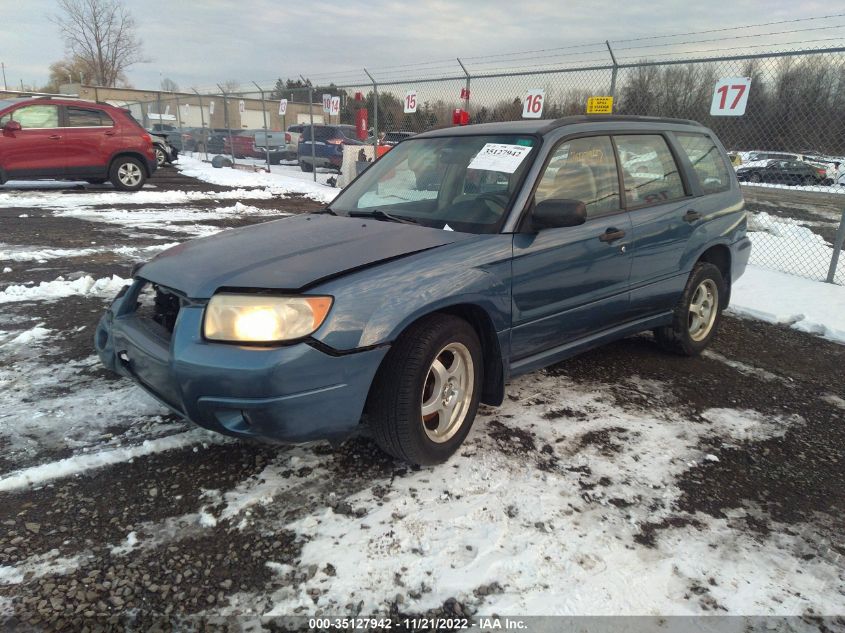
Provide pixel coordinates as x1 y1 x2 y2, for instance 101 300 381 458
330 134 538 234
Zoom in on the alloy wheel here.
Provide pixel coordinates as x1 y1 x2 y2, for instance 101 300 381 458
420 342 474 443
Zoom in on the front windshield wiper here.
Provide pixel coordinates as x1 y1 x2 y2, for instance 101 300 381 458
347 209 419 225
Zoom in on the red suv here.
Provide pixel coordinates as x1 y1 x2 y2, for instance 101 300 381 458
0 97 157 191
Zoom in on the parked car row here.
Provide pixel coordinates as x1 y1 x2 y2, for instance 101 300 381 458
732 148 845 186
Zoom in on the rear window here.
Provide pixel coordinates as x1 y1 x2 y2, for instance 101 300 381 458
615 134 686 207
676 133 731 194
67 106 114 127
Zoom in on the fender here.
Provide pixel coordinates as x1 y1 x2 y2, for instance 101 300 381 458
312 234 513 351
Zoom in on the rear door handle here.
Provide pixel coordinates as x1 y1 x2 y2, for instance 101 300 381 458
599 228 626 243
684 209 701 223
48 134 62 140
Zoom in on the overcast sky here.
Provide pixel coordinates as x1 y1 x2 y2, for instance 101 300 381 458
3 0 841 92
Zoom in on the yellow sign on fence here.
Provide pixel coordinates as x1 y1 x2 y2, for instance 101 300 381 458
586 96 614 114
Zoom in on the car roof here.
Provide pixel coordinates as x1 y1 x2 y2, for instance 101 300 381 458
415 115 705 139
0 96 116 109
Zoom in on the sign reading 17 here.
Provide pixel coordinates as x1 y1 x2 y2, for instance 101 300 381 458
715 83 746 110
710 77 751 116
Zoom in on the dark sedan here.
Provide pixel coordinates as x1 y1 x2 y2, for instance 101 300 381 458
736 159 823 186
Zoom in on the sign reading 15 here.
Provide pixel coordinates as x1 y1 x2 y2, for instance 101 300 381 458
710 77 751 116
404 91 417 114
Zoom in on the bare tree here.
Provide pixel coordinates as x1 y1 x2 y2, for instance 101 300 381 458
160 77 179 92
51 0 145 87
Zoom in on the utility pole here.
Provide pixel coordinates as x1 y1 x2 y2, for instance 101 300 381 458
1 63 7 91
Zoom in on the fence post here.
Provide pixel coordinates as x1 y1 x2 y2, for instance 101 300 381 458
826 209 845 284
457 58 470 112
174 92 182 134
156 91 163 130
217 84 236 166
606 40 618 106
192 88 208 161
364 68 378 149
252 81 271 172
301 76 317 183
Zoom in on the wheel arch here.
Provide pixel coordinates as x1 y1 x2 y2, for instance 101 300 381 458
109 151 152 177
696 243 732 304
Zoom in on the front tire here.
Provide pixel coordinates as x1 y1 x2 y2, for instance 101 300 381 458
299 161 313 172
654 262 725 356
750 172 762 183
366 314 483 465
155 147 167 167
109 157 147 191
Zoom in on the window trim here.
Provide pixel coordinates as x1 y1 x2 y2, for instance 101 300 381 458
673 131 733 196
613 132 693 212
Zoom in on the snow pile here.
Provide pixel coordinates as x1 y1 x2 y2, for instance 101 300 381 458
0 274 128 304
729 265 845 343
747 212 843 282
0 245 102 263
0 187 273 211
0 326 51 347
177 155 336 204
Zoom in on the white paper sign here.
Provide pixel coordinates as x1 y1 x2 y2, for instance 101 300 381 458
322 94 332 113
330 96 340 116
523 89 545 118
238 100 245 114
710 77 751 116
278 98 288 115
209 100 214 115
468 143 532 174
182 103 189 116
403 91 418 114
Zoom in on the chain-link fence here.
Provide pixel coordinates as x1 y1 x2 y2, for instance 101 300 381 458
11 43 843 284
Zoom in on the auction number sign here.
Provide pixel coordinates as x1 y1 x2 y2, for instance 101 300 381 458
710 77 751 116
522 89 545 118
322 94 332 113
404 91 418 114
278 99 287 116
238 100 245 114
330 96 340 116
209 100 214 115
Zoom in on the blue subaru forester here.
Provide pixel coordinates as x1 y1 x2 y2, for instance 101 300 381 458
96 116 751 465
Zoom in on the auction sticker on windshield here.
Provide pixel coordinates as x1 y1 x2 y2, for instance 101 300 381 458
468 143 532 173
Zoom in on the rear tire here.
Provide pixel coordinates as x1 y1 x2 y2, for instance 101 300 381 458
750 172 762 183
366 314 483 465
654 262 725 356
299 161 313 172
109 157 147 191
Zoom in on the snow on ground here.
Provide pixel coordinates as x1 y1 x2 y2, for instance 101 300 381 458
258 372 842 616
52 202 288 235
0 274 128 304
176 154 337 204
730 265 845 343
0 187 274 211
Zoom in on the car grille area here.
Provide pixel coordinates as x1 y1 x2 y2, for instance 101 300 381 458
134 281 184 338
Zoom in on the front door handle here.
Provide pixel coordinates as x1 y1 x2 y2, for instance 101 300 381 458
104 130 116 136
48 134 62 140
599 228 626 243
684 209 701 223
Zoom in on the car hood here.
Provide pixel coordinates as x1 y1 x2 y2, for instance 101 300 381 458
138 213 475 298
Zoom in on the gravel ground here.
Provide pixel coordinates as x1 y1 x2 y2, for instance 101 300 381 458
0 167 843 631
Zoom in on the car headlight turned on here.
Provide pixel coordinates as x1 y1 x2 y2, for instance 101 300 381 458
203 294 333 344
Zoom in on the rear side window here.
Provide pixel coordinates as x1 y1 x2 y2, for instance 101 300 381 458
615 135 686 207
6 105 59 129
66 106 114 127
535 135 620 218
676 133 731 194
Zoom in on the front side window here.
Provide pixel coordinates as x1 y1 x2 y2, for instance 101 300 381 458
67 106 114 127
534 135 620 217
615 134 686 207
330 134 537 234
676 133 731 194
7 105 59 129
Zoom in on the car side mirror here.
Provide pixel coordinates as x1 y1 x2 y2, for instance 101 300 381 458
532 198 587 231
3 120 21 132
